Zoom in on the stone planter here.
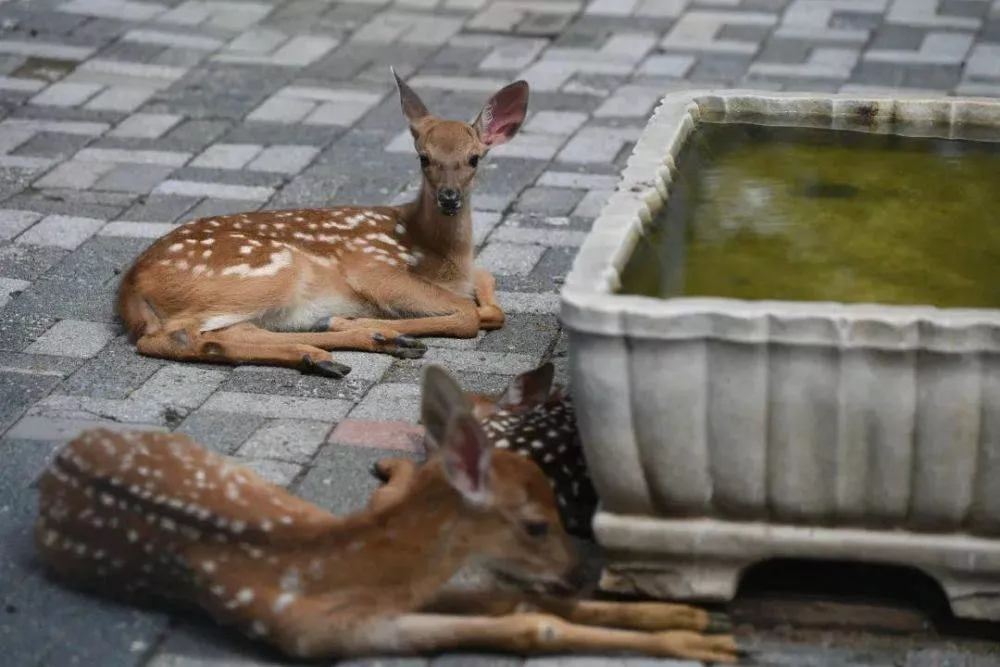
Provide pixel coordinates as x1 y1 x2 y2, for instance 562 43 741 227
560 90 1000 621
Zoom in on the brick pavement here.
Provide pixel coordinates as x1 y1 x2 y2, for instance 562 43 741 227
0 0 999 665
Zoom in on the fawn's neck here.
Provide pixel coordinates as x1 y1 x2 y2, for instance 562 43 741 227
402 182 474 264
299 465 477 605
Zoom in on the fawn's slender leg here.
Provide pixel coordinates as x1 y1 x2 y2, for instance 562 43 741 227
473 267 504 331
313 613 740 662
322 268 491 339
366 458 419 513
135 321 425 377
422 590 730 633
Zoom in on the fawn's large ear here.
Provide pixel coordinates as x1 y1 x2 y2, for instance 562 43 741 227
391 66 430 127
497 361 555 408
441 412 493 506
420 364 474 455
471 80 529 148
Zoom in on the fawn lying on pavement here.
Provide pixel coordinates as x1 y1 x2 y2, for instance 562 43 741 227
116 69 527 379
414 361 598 540
34 364 740 662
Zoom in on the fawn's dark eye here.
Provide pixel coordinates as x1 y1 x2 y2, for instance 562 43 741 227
468 154 480 168
523 520 549 538
419 154 430 168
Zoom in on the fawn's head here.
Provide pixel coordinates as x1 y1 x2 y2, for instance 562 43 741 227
468 362 561 422
420 365 581 593
392 68 529 217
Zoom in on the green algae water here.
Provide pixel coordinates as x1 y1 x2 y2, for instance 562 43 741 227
619 121 1000 309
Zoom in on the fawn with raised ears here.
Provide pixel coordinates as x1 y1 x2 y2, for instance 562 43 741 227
115 70 529 379
34 365 740 662
414 361 597 539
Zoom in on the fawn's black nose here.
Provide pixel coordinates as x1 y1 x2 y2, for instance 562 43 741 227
436 188 462 215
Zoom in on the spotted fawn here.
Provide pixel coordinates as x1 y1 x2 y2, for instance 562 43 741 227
417 361 597 540
34 365 738 662
115 70 530 379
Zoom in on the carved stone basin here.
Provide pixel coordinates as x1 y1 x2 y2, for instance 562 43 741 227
560 90 1000 621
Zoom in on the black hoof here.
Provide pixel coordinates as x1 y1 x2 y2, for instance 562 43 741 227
369 461 390 483
392 346 426 360
301 356 351 378
707 612 733 634
370 332 427 359
734 642 758 661
309 317 331 332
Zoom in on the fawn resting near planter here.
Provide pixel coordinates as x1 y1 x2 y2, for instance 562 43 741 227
34 365 739 662
115 69 526 379
415 361 598 540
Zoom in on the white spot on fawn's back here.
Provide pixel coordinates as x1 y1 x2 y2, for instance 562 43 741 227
220 250 292 278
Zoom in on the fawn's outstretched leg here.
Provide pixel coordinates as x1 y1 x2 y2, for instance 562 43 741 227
422 590 731 633
315 613 740 662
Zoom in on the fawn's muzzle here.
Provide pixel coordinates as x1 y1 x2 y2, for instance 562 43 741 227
436 188 462 215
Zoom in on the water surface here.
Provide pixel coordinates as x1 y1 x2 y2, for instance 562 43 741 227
619 121 1000 309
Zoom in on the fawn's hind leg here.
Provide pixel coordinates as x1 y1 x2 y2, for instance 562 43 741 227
135 322 425 378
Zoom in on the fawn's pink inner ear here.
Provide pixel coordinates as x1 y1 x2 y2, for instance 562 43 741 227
446 415 487 492
480 84 528 146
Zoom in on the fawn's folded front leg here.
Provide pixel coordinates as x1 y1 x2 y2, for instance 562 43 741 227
473 266 504 331
325 266 485 339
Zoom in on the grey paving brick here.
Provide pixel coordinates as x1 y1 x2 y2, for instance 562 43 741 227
477 240 547 276
236 418 332 464
8 236 149 324
174 408 268 454
14 214 106 249
495 290 560 315
0 351 85 379
30 80 103 107
0 277 31 310
200 391 353 421
152 179 274 201
128 364 228 409
106 219 180 238
0 370 62 433
0 244 68 284
245 144 319 174
34 159 117 189
93 163 176 193
967 44 1000 79
418 348 542 376
0 210 43 241
0 298 59 352
349 382 421 422
513 185 586 216
189 142 263 170
478 313 561 358
57 333 163 399
120 193 199 222
9 130 94 159
23 318 115 358
233 456 302 487
221 365 373 401
108 112 183 138
180 197 263 221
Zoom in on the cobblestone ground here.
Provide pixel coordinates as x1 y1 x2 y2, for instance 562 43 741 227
1 0 999 665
